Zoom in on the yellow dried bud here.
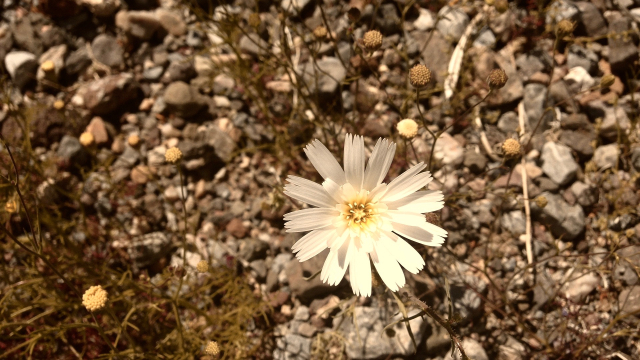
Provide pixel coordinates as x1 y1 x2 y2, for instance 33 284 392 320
487 69 508 89
248 13 261 28
409 64 432 88
196 260 209 273
79 132 95 147
362 30 383 52
205 341 220 356
5 198 18 214
600 74 616 89
502 138 521 158
494 0 509 13
397 119 419 139
313 26 328 40
82 285 108 312
535 196 548 209
165 147 182 164
556 19 575 38
53 100 65 110
128 134 140 147
40 60 55 72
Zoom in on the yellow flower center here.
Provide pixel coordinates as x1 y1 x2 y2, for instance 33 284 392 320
345 202 374 225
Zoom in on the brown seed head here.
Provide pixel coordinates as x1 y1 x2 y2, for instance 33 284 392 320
502 138 521 158
313 26 328 39
248 13 261 28
535 196 548 209
165 147 182 164
494 0 509 13
487 69 508 89
556 19 575 38
600 74 616 89
82 285 108 312
409 64 432 88
196 260 209 273
205 341 220 356
363 30 383 52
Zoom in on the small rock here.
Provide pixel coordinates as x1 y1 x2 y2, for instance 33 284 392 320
436 6 469 42
156 9 186 36
80 0 120 17
238 238 269 261
298 57 346 95
541 142 578 186
57 135 89 165
285 251 335 302
563 272 599 302
600 106 630 140
531 192 585 240
567 44 598 74
523 83 552 131
4 51 38 90
281 0 312 14
434 133 464 167
559 130 595 157
131 165 153 184
116 10 161 40
593 143 619 170
226 218 248 238
564 66 595 92
239 33 269 57
569 181 598 207
65 47 92 76
574 1 607 37
112 231 172 267
619 286 640 317
164 81 206 118
497 111 520 134
274 334 311 360
37 44 66 83
74 73 139 115
444 338 489 360
91 34 124 68
614 246 640 286
502 211 526 235
464 151 487 173
85 116 109 144
608 17 638 73
414 8 435 31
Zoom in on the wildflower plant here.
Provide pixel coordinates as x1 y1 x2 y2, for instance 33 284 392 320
283 134 446 296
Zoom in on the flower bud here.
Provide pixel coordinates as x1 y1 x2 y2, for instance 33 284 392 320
363 30 383 52
409 64 432 88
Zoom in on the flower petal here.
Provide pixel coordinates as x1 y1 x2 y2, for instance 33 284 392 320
304 139 346 185
284 208 339 232
322 237 353 286
380 230 425 274
296 233 332 262
371 241 405 291
386 190 444 213
382 169 433 203
284 176 335 208
349 249 372 296
363 138 396 190
292 229 335 253
391 222 446 247
344 134 365 191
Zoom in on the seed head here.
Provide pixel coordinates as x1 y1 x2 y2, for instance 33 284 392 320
600 74 616 89
556 19 575 38
409 64 432 88
348 7 361 22
165 147 182 164
40 60 55 72
79 132 95 147
502 138 521 158
248 13 261 28
82 285 108 312
397 119 419 139
313 26 328 40
196 260 209 273
128 134 140 147
205 341 220 356
494 0 509 13
362 30 383 52
535 196 548 209
487 69 508 89
53 100 65 110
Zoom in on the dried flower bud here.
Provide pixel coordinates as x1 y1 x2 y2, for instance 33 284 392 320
128 134 140 147
165 147 182 164
53 100 65 110
313 26 328 40
362 30 383 52
397 119 419 139
535 196 548 209
82 285 108 312
40 60 55 72
502 138 521 158
487 69 508 89
5 198 18 214
600 74 616 89
409 64 432 88
348 7 361 22
205 341 220 356
79 132 95 147
556 19 575 38
494 0 509 13
248 13 261 28
196 260 209 273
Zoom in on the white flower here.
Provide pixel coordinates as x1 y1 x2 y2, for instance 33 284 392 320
284 134 446 297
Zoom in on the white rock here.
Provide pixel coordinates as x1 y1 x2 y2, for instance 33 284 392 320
80 0 121 17
414 8 435 31
564 66 595 92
